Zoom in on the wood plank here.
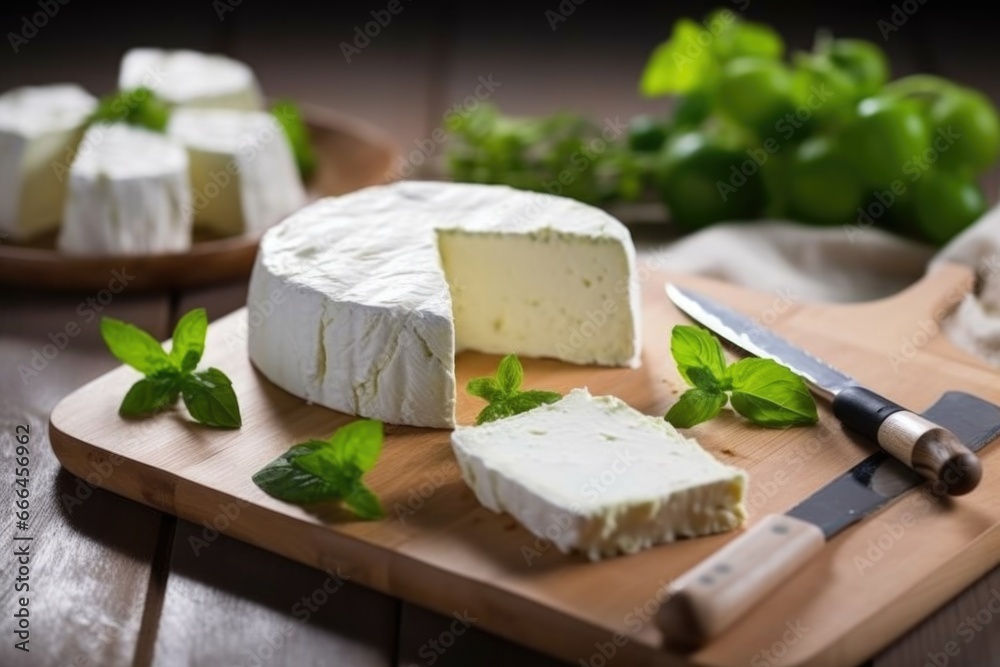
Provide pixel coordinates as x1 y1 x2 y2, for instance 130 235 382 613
46 261 1000 667
151 520 397 667
150 276 392 667
397 604 567 667
0 292 171 666
873 13 1000 667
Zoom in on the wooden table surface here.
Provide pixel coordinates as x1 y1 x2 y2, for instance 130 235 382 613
2 1 999 665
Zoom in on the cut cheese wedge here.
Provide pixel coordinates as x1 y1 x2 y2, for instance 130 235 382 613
119 48 263 111
451 388 748 559
247 181 642 428
167 108 306 236
0 84 96 240
58 124 192 256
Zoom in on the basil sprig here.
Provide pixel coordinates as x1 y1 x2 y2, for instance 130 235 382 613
252 420 384 520
467 354 562 425
101 308 242 429
665 325 817 429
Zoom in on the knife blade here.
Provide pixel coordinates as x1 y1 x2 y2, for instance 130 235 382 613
656 390 1000 650
665 283 982 495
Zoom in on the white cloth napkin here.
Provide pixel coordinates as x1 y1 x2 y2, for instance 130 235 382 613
652 206 1000 365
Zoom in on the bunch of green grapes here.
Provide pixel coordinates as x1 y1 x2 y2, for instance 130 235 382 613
637 10 1000 243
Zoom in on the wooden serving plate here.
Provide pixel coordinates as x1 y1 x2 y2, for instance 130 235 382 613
0 104 397 293
49 261 1000 666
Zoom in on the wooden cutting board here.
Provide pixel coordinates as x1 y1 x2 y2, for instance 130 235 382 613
49 260 1000 667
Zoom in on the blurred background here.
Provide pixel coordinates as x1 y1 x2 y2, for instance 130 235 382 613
0 0 993 164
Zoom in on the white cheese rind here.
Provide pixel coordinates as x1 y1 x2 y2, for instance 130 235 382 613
0 84 97 239
167 108 306 236
57 124 192 256
451 388 747 559
119 48 263 111
247 181 642 429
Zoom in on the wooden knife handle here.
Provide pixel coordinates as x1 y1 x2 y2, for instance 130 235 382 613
657 515 825 651
832 386 982 495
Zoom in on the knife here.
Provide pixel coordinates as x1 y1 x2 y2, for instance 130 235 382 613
665 284 982 495
656 390 1000 649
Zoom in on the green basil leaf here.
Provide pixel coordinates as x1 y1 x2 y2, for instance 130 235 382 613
665 388 727 428
639 19 720 97
119 372 181 417
495 354 524 394
687 366 724 392
466 376 503 401
180 368 242 428
297 419 383 474
252 441 343 504
169 308 208 373
100 317 172 375
508 390 562 413
475 401 516 425
728 358 818 428
711 14 784 62
343 480 385 520
90 87 170 132
271 99 317 181
671 325 729 388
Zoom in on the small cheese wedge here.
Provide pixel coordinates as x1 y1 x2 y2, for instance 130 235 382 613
451 388 747 560
0 84 97 240
118 48 263 111
167 108 306 236
57 124 192 256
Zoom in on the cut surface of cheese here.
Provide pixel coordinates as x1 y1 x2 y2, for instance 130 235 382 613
118 48 263 111
57 124 192 256
167 108 306 236
247 181 641 429
0 84 97 239
451 388 748 559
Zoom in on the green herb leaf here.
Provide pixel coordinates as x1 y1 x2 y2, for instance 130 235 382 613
475 401 515 425
252 421 385 520
508 390 562 413
100 317 173 375
466 377 503 402
687 366 724 392
119 372 181 417
180 368 242 428
666 325 817 429
467 355 562 425
252 441 344 504
665 388 727 428
640 19 720 97
272 100 317 181
728 358 818 428
495 354 524 394
671 325 729 388
90 87 170 132
343 481 385 520
169 308 208 373
297 419 383 475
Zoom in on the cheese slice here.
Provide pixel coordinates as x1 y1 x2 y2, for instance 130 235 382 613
57 124 192 256
451 388 747 559
167 108 306 236
118 48 263 111
247 181 642 429
0 84 96 240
